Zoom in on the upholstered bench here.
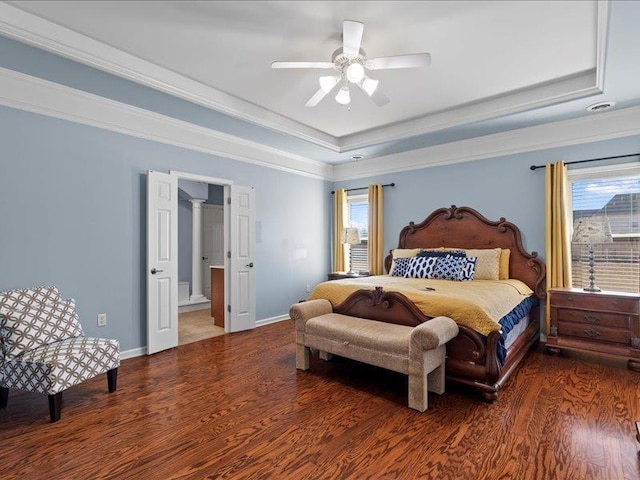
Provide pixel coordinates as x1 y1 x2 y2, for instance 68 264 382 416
290 288 458 411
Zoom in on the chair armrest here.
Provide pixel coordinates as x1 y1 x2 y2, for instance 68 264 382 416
410 316 459 350
290 299 333 331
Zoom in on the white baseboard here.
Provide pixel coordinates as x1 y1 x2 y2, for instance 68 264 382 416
256 314 290 327
178 301 210 313
120 346 147 360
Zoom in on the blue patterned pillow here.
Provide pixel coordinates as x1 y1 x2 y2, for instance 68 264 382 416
391 257 413 277
405 256 438 278
432 255 467 281
460 257 477 281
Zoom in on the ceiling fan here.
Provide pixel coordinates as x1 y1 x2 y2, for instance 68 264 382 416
271 20 431 108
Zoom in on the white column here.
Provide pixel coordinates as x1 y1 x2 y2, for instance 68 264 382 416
190 199 206 302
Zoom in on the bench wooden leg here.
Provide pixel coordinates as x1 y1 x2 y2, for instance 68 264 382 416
296 344 310 370
48 392 62 423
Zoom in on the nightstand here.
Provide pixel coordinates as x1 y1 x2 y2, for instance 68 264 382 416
547 287 640 371
327 272 370 281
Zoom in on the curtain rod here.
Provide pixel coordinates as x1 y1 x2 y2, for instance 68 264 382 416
331 182 395 194
529 153 640 171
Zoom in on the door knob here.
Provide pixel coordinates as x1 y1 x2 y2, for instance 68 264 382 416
202 257 209 260
150 268 164 274
246 262 254 268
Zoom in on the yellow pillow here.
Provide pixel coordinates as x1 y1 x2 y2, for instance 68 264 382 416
499 249 510 280
435 247 502 280
463 248 501 280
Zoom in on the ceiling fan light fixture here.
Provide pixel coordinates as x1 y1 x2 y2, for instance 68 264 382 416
319 75 339 93
346 63 365 83
361 77 379 96
335 86 351 105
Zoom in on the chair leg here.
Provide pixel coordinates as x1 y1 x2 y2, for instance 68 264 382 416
48 392 62 422
0 387 8 408
107 368 118 393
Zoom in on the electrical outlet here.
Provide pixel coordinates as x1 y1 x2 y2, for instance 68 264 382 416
305 284 311 293
97 313 107 327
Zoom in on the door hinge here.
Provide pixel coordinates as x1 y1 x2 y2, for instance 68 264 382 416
227 251 231 259
227 305 231 313
227 197 231 205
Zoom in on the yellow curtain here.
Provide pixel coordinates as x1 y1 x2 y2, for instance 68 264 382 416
333 189 347 272
544 161 572 333
368 184 384 275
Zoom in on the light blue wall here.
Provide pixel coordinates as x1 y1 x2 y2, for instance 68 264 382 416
334 135 640 266
0 106 331 351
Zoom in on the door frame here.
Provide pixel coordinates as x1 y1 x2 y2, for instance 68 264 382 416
171 170 233 331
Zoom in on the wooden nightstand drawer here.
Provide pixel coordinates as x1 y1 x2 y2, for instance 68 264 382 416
558 322 630 345
551 292 639 314
547 288 640 371
555 309 631 329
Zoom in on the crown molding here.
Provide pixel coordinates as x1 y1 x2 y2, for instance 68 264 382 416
333 104 640 181
338 71 601 152
0 66 332 180
0 2 339 151
0 2 609 154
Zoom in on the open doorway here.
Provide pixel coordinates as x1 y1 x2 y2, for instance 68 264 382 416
177 179 225 346
147 170 255 355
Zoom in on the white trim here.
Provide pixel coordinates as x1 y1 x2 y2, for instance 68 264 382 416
1 61 638 184
595 0 609 92
568 161 640 182
0 2 609 153
120 346 146 360
170 170 233 186
0 66 332 180
256 314 290 327
333 105 640 181
339 71 601 151
0 2 339 152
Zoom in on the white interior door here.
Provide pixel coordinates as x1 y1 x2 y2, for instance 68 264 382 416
228 185 256 332
147 171 178 354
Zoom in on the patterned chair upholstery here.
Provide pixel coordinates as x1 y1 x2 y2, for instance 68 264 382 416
0 285 120 422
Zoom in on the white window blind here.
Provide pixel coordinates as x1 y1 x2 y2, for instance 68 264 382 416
347 194 369 273
569 165 640 293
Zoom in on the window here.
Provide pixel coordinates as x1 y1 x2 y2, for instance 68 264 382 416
569 164 640 293
346 194 369 273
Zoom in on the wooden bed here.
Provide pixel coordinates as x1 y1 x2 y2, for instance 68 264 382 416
377 205 547 401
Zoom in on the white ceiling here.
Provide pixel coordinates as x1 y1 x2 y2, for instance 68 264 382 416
2 1 639 168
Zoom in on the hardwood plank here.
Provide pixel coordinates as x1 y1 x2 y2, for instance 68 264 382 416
1 320 638 479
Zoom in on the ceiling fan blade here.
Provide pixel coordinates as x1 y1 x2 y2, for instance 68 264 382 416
366 53 431 70
304 87 330 107
271 61 335 69
343 20 364 55
357 82 389 107
370 89 390 107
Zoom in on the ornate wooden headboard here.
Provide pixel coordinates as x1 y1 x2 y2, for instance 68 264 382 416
384 205 546 298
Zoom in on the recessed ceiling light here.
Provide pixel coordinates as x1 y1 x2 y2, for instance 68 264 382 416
586 101 616 112
350 154 364 160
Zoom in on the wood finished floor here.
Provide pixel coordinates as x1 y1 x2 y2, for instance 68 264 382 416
179 309 225 346
1 320 639 479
